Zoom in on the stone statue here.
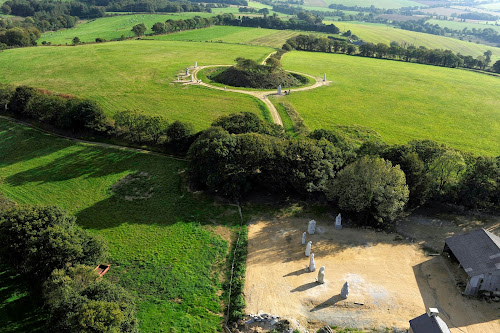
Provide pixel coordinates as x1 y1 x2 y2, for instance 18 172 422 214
309 253 316 272
277 85 282 95
323 73 326 81
308 220 316 234
340 281 349 299
317 266 325 284
305 241 312 257
177 76 179 82
194 61 197 68
302 232 306 245
190 74 194 82
335 213 342 230
186 68 189 75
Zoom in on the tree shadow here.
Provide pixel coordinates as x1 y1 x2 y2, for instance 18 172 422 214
310 294 343 312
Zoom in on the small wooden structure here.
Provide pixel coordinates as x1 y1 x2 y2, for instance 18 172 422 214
95 264 110 277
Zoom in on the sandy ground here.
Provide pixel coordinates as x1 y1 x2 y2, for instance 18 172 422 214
244 217 500 332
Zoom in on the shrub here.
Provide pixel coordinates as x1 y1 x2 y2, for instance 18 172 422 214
8 85 38 116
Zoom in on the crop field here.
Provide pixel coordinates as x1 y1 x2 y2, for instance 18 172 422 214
0 118 243 332
280 51 500 155
479 3 500 11
305 0 425 9
150 25 310 48
0 40 274 130
327 21 500 62
39 13 216 44
426 19 500 33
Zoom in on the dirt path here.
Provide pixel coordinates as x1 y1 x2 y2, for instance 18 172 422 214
0 115 188 161
178 54 331 127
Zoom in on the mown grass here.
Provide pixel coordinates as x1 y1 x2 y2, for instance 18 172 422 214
40 13 216 44
426 19 500 34
0 40 274 130
0 118 242 332
280 51 500 156
327 21 500 62
149 25 317 48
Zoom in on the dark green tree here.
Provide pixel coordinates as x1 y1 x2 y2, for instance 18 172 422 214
131 23 147 36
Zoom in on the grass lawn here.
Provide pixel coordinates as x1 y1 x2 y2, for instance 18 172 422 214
280 51 500 156
149 25 323 48
0 40 274 130
40 13 216 44
426 19 500 34
0 118 243 332
327 21 500 63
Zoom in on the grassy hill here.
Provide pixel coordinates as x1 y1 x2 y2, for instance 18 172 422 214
328 21 500 63
305 0 424 9
280 51 500 156
0 118 242 332
0 40 274 130
40 13 216 44
426 19 500 34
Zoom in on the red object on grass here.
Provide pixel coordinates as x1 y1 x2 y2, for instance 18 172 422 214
95 264 110 276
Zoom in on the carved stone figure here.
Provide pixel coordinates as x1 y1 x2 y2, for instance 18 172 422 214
317 266 325 284
335 213 342 230
341 281 349 299
302 232 306 245
277 85 282 95
186 68 189 75
308 220 316 234
194 61 197 68
305 241 312 257
323 73 326 81
309 253 316 272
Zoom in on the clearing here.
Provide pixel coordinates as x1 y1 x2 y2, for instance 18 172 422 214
0 40 274 130
0 118 242 332
245 217 500 332
280 51 500 156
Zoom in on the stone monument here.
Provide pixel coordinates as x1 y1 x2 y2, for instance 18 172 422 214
190 74 194 82
194 61 197 68
186 68 189 75
308 220 316 234
305 241 312 257
340 281 349 299
323 73 326 81
309 253 316 272
317 266 325 284
277 85 282 95
302 232 306 245
335 213 342 230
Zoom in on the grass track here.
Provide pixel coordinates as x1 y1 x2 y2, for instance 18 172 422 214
0 118 241 332
0 40 274 130
280 51 500 156
328 21 500 62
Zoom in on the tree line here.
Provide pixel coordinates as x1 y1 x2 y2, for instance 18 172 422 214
0 204 138 332
188 112 500 227
284 34 499 72
0 84 196 154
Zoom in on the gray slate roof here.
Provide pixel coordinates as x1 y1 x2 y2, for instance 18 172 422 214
445 228 500 277
409 313 451 333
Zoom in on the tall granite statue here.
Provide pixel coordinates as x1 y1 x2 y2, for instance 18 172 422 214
335 213 342 230
308 220 316 234
302 232 306 245
186 68 189 75
305 241 312 257
309 253 316 272
194 61 197 68
317 266 325 284
277 85 282 95
323 73 326 81
340 281 349 299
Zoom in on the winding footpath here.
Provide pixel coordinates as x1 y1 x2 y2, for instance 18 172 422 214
179 52 331 126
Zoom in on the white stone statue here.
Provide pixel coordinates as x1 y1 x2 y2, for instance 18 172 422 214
277 85 282 95
177 76 179 81
194 61 197 68
308 220 316 234
186 68 189 75
323 73 326 81
305 241 312 257
301 232 306 245
190 74 194 82
335 213 342 230
317 266 325 284
340 281 349 299
309 253 316 272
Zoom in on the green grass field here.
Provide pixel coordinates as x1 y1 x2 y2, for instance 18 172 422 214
426 19 500 34
40 13 216 44
0 40 274 130
0 118 242 332
327 21 500 62
280 51 500 156
149 25 310 48
305 0 424 9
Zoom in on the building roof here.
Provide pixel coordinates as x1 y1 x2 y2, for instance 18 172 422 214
409 313 451 333
445 228 500 277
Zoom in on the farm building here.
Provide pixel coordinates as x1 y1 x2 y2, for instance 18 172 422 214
409 308 451 333
443 228 500 296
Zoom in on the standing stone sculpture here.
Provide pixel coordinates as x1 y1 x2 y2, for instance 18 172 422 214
194 61 197 68
186 68 189 75
340 281 349 299
308 220 316 234
323 73 326 81
190 74 194 82
309 253 316 272
301 232 306 245
177 76 179 82
317 266 325 284
305 241 312 257
335 213 342 230
277 85 282 95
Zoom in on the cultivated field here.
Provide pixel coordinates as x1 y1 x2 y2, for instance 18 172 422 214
39 13 216 44
0 40 274 130
280 51 500 156
328 21 500 62
0 118 241 332
245 217 500 332
150 25 312 48
312 0 425 9
426 19 500 34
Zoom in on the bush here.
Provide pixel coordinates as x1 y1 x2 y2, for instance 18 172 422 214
212 112 285 137
8 85 38 116
95 37 106 43
0 84 14 111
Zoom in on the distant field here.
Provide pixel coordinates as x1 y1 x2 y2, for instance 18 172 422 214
149 25 311 48
280 51 500 156
306 0 425 9
0 118 241 332
328 21 500 62
479 3 500 11
40 13 215 44
426 19 500 33
0 40 274 130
